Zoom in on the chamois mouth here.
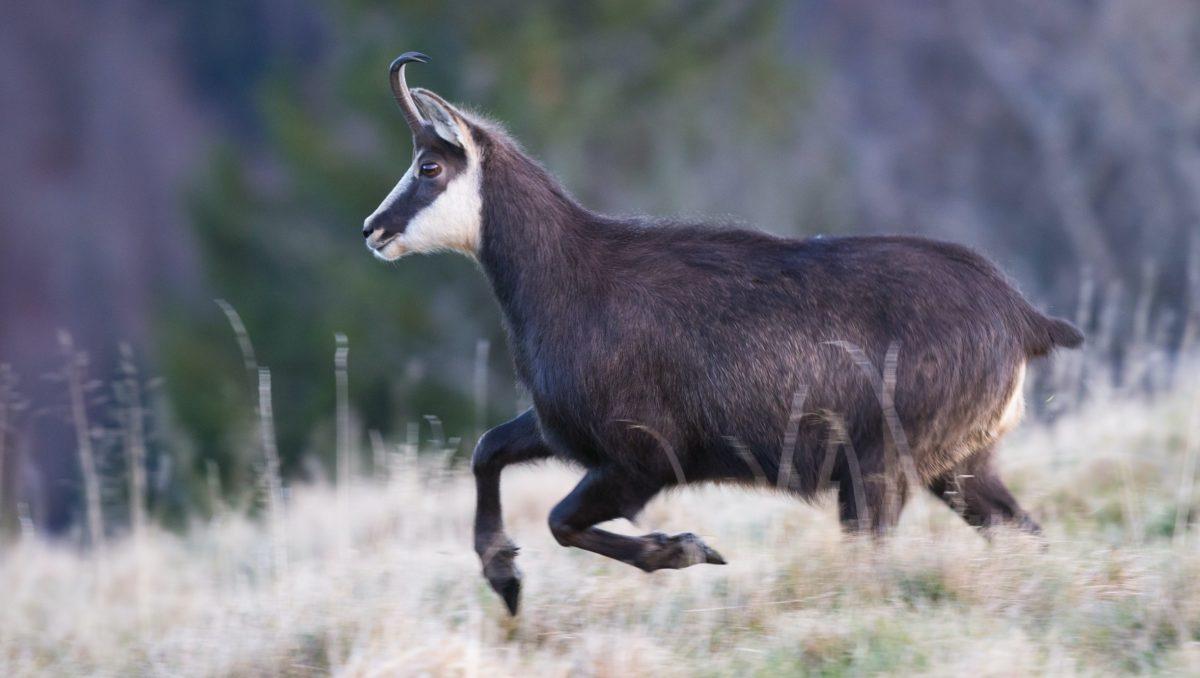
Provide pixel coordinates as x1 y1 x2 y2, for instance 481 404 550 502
369 233 406 261
370 233 399 251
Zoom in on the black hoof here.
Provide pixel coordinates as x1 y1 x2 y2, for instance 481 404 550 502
481 546 523 615
493 574 521 615
637 532 726 571
1017 514 1043 537
706 547 727 565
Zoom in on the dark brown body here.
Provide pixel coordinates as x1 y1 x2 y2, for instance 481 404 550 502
495 225 1048 493
467 127 1080 614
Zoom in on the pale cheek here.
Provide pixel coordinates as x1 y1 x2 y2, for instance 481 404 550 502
401 170 483 255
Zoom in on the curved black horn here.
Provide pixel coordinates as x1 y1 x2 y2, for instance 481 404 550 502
389 51 430 133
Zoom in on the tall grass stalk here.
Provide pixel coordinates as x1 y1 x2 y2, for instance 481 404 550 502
0 365 12 531
117 345 150 629
368 429 386 479
777 387 808 491
1175 375 1200 545
215 299 258 375
335 334 351 510
833 414 870 531
0 402 5 535
1181 234 1200 356
15 500 33 538
625 422 687 484
726 436 768 486
59 332 104 550
1129 260 1158 390
396 420 419 489
117 344 147 544
1063 269 1095 410
880 343 923 512
1118 454 1145 543
1096 281 1123 379
257 368 286 579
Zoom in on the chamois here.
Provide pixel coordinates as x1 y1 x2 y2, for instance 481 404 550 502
362 53 1084 615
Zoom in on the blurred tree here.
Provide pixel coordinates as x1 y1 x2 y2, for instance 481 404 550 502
163 0 803 495
0 0 207 530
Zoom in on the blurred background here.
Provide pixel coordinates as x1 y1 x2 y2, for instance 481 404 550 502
1 0 1198 537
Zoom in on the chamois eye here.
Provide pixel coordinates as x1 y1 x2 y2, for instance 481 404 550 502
419 161 442 178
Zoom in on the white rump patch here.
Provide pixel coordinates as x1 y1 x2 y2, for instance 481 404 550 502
994 361 1026 438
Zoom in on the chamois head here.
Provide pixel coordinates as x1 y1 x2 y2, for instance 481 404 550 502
363 52 486 260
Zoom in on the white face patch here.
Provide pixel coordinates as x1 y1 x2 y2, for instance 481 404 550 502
367 127 483 261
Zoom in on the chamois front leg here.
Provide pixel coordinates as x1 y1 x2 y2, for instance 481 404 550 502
472 409 553 614
547 468 726 572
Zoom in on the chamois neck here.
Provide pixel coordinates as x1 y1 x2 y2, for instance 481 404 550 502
477 144 597 319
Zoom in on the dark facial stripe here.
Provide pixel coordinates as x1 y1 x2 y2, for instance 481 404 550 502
367 130 469 237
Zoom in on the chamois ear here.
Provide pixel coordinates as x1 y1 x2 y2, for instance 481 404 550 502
412 89 468 149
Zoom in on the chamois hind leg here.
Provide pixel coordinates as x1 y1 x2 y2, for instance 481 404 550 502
927 445 1041 535
835 446 909 536
472 409 554 614
837 471 909 536
548 468 726 572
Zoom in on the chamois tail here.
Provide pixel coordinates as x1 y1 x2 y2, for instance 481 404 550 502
1024 312 1084 358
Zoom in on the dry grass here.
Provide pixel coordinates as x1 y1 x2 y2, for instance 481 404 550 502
3 381 1200 676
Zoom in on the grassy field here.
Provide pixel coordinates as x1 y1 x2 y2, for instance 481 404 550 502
3 374 1200 676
